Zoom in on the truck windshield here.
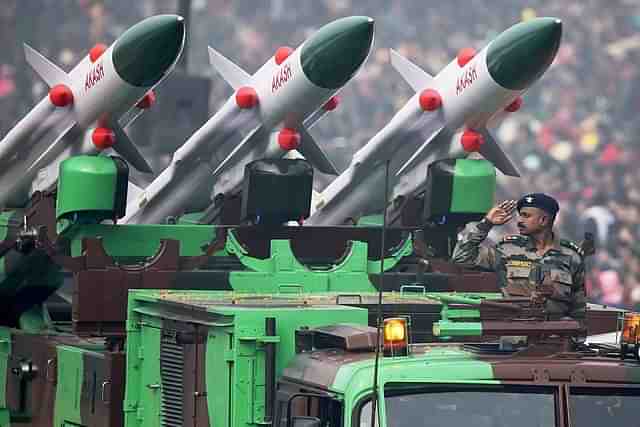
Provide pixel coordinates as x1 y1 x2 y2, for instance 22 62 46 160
359 385 556 427
569 387 640 426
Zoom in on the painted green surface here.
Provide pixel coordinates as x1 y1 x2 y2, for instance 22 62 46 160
356 215 382 226
450 160 496 213
301 16 374 89
487 17 562 90
433 320 483 337
0 328 10 427
113 15 185 87
332 347 497 427
126 291 368 427
227 235 412 293
123 303 162 427
57 156 118 222
0 212 11 241
177 211 206 224
64 223 217 257
61 221 413 294
54 346 85 427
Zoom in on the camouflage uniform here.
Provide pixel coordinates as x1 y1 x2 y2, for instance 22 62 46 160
452 221 586 321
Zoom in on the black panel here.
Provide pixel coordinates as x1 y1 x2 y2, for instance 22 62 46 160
110 156 130 220
241 159 313 225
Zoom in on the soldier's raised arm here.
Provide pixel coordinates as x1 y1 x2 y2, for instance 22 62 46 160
452 200 517 269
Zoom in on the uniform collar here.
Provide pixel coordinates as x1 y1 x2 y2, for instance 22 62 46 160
523 231 561 253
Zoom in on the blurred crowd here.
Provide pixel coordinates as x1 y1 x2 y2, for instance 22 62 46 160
0 0 639 308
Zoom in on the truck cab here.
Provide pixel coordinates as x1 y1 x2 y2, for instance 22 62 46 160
279 341 640 427
123 290 640 427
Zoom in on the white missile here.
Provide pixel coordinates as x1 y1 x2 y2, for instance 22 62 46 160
0 15 185 208
122 16 375 224
307 18 562 226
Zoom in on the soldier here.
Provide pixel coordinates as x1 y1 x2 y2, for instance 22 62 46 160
452 193 586 321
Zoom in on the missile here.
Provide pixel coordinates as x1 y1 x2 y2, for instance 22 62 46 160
307 18 562 226
122 16 375 224
0 15 185 208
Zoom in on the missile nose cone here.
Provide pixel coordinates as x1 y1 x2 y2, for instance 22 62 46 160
301 16 374 89
487 17 562 91
113 15 186 87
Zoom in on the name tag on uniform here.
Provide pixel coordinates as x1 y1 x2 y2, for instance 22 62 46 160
506 260 533 268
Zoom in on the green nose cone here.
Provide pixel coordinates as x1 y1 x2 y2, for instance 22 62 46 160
301 16 374 89
113 15 185 87
487 18 562 91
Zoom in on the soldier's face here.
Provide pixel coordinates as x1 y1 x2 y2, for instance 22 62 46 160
517 207 548 235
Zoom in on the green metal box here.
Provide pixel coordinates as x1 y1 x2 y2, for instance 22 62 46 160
124 290 368 427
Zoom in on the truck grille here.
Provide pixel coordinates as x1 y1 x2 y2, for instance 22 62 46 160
160 340 184 427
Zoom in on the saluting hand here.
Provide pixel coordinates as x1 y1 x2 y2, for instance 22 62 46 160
485 200 517 226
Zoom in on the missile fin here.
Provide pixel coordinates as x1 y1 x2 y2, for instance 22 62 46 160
23 43 70 88
23 120 78 177
119 107 145 129
208 46 251 90
395 125 448 176
109 121 153 173
477 128 520 177
302 108 330 130
211 125 264 178
297 127 339 175
126 181 144 205
389 49 434 91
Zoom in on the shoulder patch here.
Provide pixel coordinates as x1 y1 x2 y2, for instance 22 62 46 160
499 234 528 245
560 239 584 257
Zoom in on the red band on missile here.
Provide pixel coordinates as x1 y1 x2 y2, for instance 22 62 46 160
89 43 108 63
275 46 294 65
461 129 484 152
505 96 523 112
419 89 442 111
136 91 156 109
92 127 116 150
457 47 476 67
278 128 300 151
323 96 340 111
49 84 74 107
236 86 259 109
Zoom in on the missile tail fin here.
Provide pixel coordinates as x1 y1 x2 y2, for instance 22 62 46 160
23 119 78 183
211 125 264 178
477 128 520 177
23 43 70 88
302 108 330 130
395 125 448 176
119 107 145 129
109 121 153 173
208 46 251 90
127 181 144 200
389 49 434 91
298 127 339 175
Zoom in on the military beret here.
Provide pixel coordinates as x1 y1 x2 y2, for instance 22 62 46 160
517 193 559 216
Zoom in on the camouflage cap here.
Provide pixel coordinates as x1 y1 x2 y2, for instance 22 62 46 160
517 193 559 216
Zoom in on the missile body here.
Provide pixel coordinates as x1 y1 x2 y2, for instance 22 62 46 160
308 18 562 226
0 15 185 208
122 16 375 224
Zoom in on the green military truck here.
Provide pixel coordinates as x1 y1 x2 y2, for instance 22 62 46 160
125 290 640 427
0 155 636 426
